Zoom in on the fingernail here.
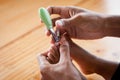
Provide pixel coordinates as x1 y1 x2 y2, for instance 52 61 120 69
56 20 63 27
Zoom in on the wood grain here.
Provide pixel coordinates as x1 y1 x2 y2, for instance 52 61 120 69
0 0 120 80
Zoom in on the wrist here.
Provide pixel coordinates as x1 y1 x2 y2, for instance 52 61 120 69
104 15 120 37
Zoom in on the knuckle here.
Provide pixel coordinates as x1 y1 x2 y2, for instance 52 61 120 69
47 6 52 9
47 6 54 14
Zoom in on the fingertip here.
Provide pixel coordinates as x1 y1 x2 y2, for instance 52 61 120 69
46 6 53 14
44 28 51 36
45 30 51 36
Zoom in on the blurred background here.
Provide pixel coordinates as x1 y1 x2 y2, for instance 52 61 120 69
0 0 120 80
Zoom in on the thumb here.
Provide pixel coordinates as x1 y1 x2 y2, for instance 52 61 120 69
37 52 50 67
59 35 71 63
56 13 81 29
55 18 71 29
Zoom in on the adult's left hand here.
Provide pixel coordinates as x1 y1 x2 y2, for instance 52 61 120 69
37 36 86 80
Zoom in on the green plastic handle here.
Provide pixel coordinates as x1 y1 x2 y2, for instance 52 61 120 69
39 7 52 30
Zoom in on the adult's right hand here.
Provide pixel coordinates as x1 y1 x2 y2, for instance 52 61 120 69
46 6 106 39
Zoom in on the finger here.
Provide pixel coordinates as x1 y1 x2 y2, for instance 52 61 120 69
46 44 60 64
47 51 59 64
45 29 50 36
47 6 64 15
55 13 82 29
45 28 51 36
50 47 57 59
48 51 55 62
59 35 70 63
47 6 70 18
51 45 60 58
55 19 71 29
37 52 50 66
47 56 54 64
50 45 60 62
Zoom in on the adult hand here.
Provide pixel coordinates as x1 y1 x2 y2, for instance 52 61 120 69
46 6 106 39
37 36 86 80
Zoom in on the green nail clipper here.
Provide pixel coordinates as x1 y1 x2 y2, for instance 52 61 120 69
39 7 60 42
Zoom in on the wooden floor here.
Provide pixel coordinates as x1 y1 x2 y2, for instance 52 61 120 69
0 0 120 80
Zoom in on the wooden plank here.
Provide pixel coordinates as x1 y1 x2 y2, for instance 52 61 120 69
1 0 120 80
0 26 48 80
